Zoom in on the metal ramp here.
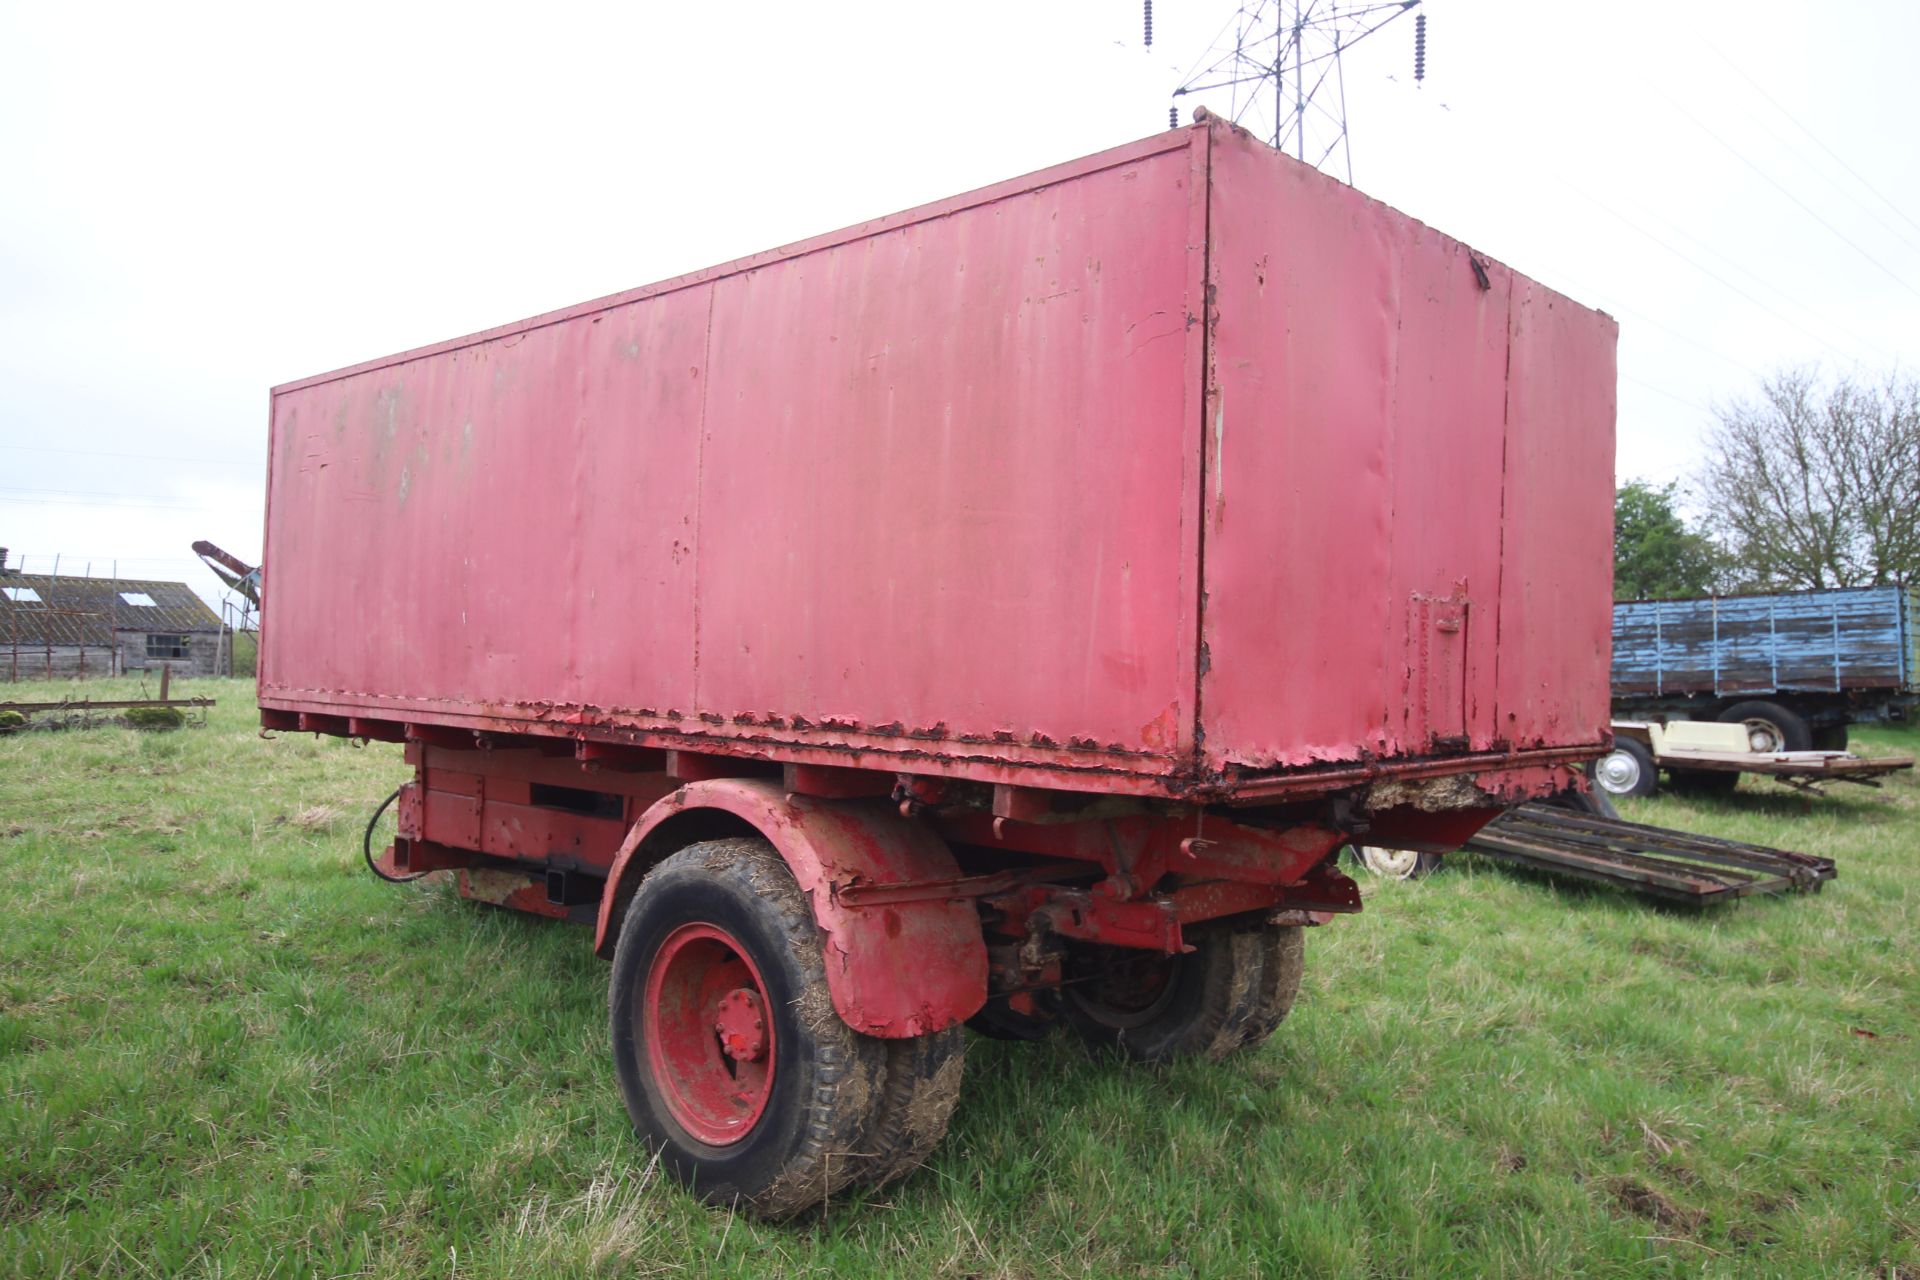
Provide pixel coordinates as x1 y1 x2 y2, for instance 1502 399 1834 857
1464 802 1837 904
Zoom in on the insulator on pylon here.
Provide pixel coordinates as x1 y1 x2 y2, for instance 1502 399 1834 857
1414 13 1427 82
1144 0 1154 48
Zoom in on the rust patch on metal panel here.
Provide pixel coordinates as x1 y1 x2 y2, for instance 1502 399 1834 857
1360 772 1486 813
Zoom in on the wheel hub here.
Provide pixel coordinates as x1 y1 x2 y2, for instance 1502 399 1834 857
1742 718 1785 753
713 988 768 1063
1359 844 1421 878
1595 749 1641 794
641 922 777 1146
1064 945 1180 1029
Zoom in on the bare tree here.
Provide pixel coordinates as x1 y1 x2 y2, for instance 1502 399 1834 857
1698 367 1920 590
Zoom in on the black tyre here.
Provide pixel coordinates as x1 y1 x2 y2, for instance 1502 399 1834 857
608 837 960 1215
1667 768 1739 796
1594 738 1658 798
1543 764 1620 819
845 1025 966 1192
965 993 1058 1041
1350 844 1442 879
1233 925 1307 1051
1811 724 1850 752
1059 922 1303 1063
1717 700 1812 754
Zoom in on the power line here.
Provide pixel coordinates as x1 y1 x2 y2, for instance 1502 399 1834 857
1717 100 1920 262
1620 374 1712 415
1172 0 1421 183
1618 455 1695 484
1175 2 1260 88
1652 84 1920 308
1372 71 1895 370
1 484 258 502
1547 173 1884 368
1692 28 1920 243
0 442 262 467
1542 274 1766 380
1548 175 1901 367
0 491 232 513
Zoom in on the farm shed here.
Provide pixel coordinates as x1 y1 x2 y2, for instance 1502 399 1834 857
0 557 225 681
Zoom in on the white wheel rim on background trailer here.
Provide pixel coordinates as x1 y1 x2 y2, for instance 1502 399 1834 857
1594 748 1644 795
1357 845 1424 879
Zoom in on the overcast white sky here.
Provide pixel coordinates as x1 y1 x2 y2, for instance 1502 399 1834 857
3 0 1915 609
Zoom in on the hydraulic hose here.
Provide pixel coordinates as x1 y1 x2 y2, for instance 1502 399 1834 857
363 785 427 883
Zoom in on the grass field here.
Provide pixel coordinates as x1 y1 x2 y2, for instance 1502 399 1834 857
3 677 1916 1278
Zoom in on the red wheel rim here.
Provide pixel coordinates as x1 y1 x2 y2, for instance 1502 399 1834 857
641 922 777 1146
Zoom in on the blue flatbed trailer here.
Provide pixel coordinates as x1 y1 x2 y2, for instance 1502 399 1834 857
1611 585 1919 751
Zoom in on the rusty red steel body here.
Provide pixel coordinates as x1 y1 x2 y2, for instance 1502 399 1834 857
261 119 1617 1048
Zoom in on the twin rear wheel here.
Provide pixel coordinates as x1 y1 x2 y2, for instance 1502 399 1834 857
970 923 1309 1060
609 838 1306 1214
1058 924 1306 1063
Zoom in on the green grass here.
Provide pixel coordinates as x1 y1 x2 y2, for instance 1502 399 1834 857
2 677 1916 1278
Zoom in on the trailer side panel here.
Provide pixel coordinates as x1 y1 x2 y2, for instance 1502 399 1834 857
690 146 1201 759
262 134 1206 775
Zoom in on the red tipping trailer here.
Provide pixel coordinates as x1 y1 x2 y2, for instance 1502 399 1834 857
261 116 1616 1214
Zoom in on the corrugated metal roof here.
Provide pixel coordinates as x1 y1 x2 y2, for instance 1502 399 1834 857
0 574 222 648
